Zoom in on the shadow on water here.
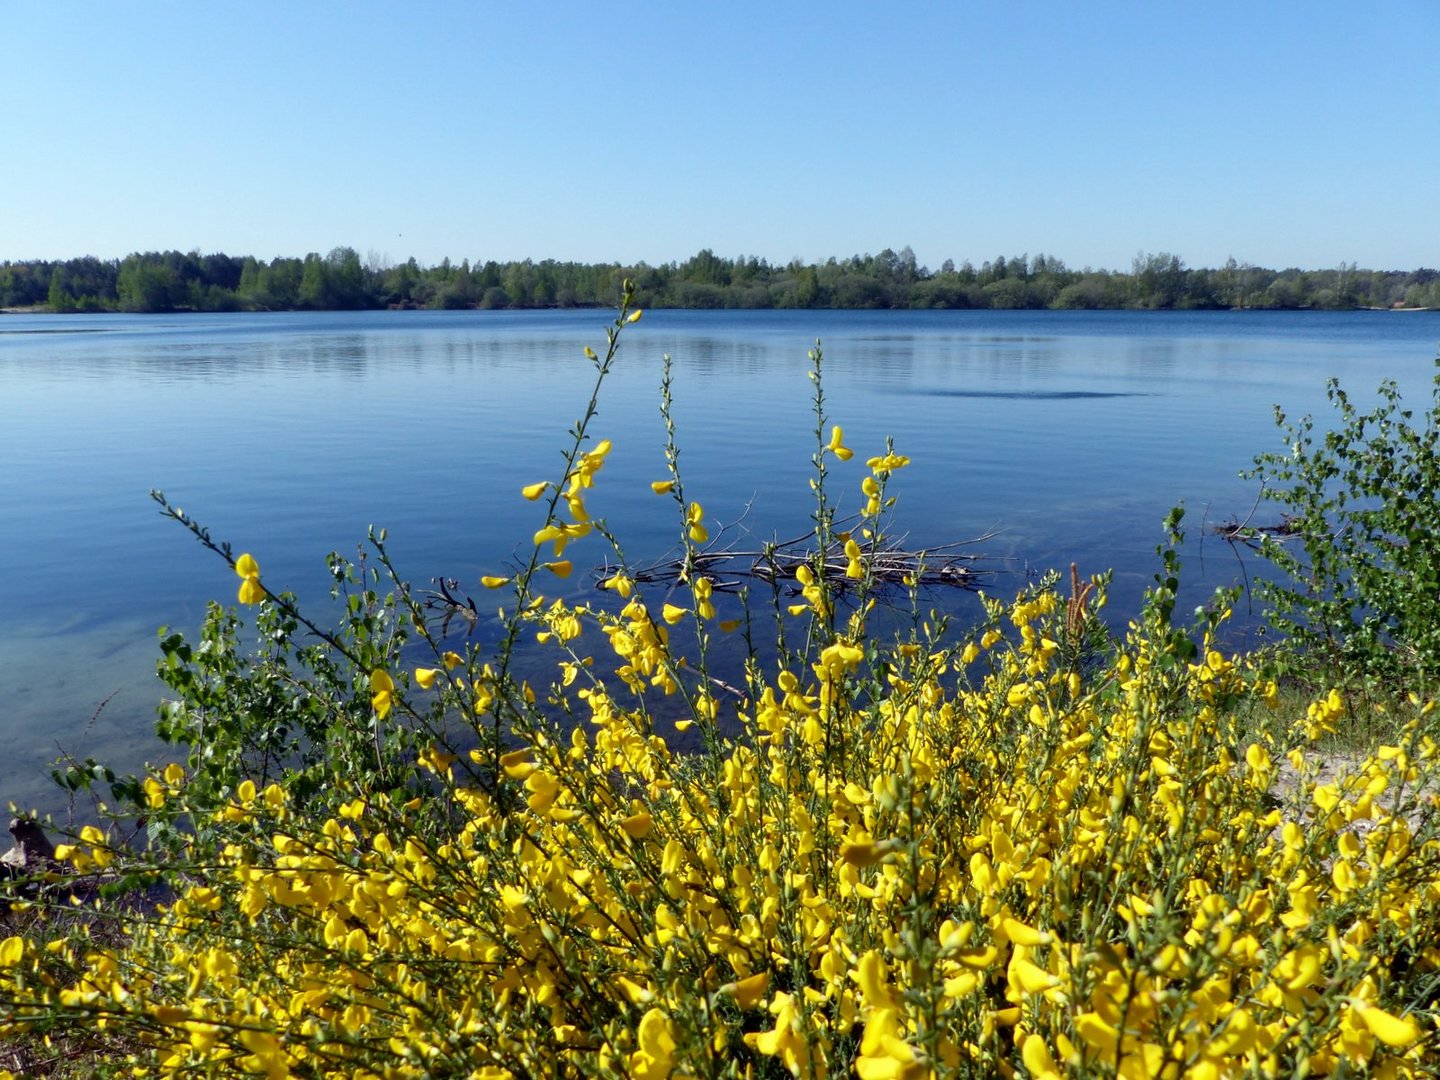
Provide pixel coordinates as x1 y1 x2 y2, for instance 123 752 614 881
889 387 1152 400
0 326 118 335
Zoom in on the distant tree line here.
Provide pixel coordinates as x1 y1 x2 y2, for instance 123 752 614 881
4 246 1438 314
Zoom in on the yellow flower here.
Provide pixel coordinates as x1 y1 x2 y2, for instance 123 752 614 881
616 976 654 1005
564 440 613 499
481 575 510 589
841 838 882 866
143 776 166 810
525 770 560 812
687 501 708 544
1352 1001 1422 1047
534 521 592 556
999 915 1052 947
1009 956 1060 995
662 603 689 625
371 669 395 719
651 480 675 494
693 576 715 620
0 936 25 968
626 308 643 323
521 482 548 501
861 476 882 516
1074 1012 1120 1056
1021 1035 1062 1080
543 560 573 578
856 1008 925 1080
855 950 898 1010
418 745 456 774
828 425 855 461
601 573 634 598
234 553 263 604
500 748 535 780
747 993 810 1073
621 811 653 838
414 667 440 690
727 971 770 1009
629 1007 673 1079
845 537 864 579
866 451 911 474
441 650 463 670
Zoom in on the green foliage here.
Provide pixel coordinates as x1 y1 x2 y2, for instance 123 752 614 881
1247 361 1440 692
116 258 181 313
8 251 1439 314
140 497 456 842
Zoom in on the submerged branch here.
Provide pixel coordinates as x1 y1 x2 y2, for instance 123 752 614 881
598 526 1005 594
1211 515 1306 544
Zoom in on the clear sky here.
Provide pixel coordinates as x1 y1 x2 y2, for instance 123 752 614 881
6 1 1438 272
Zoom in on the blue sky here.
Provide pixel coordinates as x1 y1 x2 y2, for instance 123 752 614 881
7 1 1438 271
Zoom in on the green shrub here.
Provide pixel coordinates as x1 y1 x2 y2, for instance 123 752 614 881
1247 362 1440 694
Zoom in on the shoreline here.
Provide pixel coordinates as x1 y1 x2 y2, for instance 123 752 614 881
4 304 1436 317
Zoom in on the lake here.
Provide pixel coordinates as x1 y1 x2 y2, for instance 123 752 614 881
3 308 1438 816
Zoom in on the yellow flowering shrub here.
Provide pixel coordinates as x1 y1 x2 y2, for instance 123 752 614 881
2 292 1437 1077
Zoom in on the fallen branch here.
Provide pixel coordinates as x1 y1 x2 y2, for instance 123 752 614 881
598 526 1005 595
423 521 1006 633
421 577 481 634
1211 515 1306 543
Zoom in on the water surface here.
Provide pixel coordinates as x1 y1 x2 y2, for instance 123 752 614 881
3 308 1437 815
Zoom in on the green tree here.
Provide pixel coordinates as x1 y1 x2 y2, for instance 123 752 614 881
117 256 180 312
678 248 731 287
299 254 331 309
1131 251 1186 308
46 267 74 312
326 247 371 309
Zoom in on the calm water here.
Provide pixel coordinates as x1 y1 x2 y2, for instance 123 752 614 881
3 308 1438 815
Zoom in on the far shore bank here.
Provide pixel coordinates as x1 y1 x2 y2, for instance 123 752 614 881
4 304 1435 317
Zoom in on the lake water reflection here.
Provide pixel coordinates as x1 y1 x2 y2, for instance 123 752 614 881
2 308 1437 815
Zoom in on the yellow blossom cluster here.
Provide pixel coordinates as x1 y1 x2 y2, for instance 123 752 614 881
3 572 1437 1077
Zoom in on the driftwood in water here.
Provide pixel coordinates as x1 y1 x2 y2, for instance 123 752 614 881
422 526 1004 633
1211 515 1305 543
421 577 482 634
1211 484 1305 544
601 527 1003 596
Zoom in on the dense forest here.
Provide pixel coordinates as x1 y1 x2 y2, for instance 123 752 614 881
3 246 1437 314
